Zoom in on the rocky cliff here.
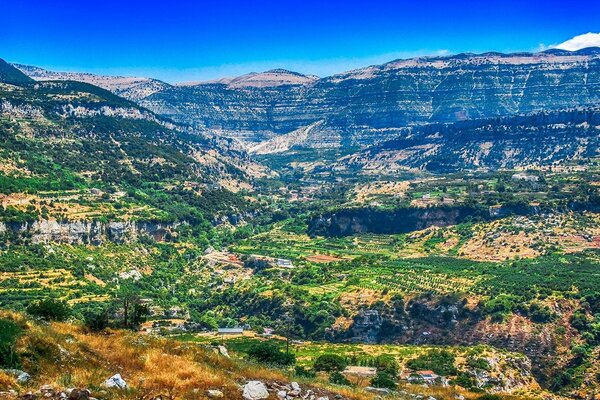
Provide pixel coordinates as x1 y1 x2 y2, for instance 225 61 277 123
0 220 181 245
137 48 600 150
340 107 600 172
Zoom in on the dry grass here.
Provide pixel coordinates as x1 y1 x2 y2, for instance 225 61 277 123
1 313 381 399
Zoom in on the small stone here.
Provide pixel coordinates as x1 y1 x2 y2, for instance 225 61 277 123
365 387 391 394
218 346 230 358
103 374 127 389
290 382 301 392
276 390 287 399
206 389 224 398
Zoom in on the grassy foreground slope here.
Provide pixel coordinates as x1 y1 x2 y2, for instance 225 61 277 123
0 311 378 400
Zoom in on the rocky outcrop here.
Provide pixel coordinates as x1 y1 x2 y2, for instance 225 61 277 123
342 107 600 172
308 206 490 237
0 220 182 245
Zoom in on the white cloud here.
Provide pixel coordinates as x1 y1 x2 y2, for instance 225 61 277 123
554 32 600 51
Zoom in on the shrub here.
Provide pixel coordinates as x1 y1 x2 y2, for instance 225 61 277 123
246 342 295 366
370 371 397 390
406 350 457 376
475 395 502 400
0 319 22 368
453 372 476 389
313 354 348 372
329 371 352 386
82 306 109 331
295 366 316 378
27 298 71 321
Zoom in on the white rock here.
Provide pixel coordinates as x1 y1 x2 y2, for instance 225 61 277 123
276 390 287 399
291 382 301 392
218 345 230 358
207 389 224 398
242 381 269 400
103 374 128 389
365 386 391 394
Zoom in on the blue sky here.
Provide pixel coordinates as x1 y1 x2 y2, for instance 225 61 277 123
1 0 599 83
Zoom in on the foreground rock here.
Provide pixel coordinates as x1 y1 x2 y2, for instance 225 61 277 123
103 374 127 389
242 381 269 400
206 389 224 398
1 370 31 384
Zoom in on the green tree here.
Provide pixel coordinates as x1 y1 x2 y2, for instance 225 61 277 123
27 298 71 321
247 342 295 366
313 354 348 372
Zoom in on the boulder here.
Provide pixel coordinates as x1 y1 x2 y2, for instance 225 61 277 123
242 381 269 400
103 374 127 389
67 388 91 400
2 369 31 383
365 386 391 394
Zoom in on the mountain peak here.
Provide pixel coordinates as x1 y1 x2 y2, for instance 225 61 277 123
225 69 318 88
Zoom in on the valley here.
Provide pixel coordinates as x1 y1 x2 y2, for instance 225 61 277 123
1 46 600 400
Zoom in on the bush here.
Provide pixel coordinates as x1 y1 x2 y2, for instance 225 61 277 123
27 298 71 321
406 350 457 376
295 365 316 378
370 371 397 390
82 306 109 331
329 371 352 386
313 354 348 372
0 319 22 368
247 342 295 366
475 395 502 400
453 372 476 389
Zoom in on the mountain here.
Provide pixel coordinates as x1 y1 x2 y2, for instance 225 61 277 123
338 108 600 172
15 49 600 155
182 69 319 88
13 63 171 100
0 63 265 225
132 48 600 150
0 58 34 85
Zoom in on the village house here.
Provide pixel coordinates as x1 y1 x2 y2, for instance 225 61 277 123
276 258 294 268
400 370 441 384
217 327 244 335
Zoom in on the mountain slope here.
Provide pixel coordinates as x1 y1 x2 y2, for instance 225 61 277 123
13 63 171 100
0 58 34 85
0 68 264 224
135 48 600 149
338 108 600 172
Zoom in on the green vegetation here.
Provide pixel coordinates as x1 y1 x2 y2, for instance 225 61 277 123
313 354 348 372
406 350 457 376
0 318 22 368
26 298 71 321
246 341 295 366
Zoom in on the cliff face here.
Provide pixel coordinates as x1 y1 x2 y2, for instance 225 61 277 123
308 206 490 237
0 220 181 245
341 108 600 172
138 49 600 149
